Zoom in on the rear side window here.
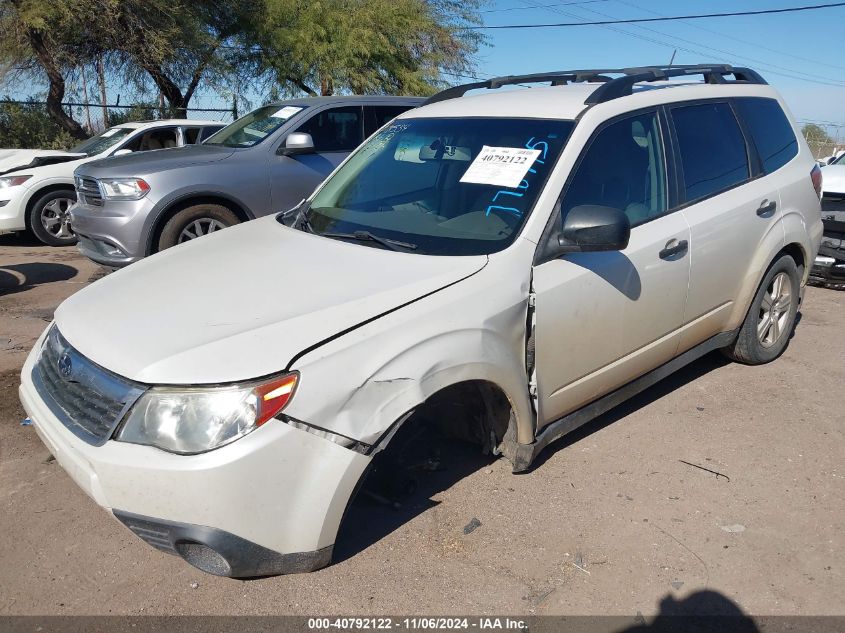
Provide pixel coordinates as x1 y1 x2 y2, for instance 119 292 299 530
365 105 414 136
671 102 750 203
734 97 798 174
296 106 363 152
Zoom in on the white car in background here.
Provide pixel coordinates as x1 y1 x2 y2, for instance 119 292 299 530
0 119 224 246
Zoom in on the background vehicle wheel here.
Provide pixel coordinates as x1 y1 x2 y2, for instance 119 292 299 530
722 254 801 365
28 189 78 246
157 204 240 252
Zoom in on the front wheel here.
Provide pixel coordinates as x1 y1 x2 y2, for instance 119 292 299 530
157 204 240 252
28 189 78 246
722 254 801 364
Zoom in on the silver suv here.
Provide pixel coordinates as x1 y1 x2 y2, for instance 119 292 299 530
22 66 822 577
70 96 422 266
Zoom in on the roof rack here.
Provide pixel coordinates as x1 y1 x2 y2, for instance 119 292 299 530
423 65 767 106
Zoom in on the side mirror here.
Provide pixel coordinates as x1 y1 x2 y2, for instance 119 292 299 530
113 149 132 156
557 205 631 254
278 132 315 156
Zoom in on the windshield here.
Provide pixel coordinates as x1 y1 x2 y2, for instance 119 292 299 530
70 127 134 156
303 117 575 255
203 104 307 147
833 153 845 165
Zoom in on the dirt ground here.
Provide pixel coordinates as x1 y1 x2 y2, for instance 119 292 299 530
1 232 843 618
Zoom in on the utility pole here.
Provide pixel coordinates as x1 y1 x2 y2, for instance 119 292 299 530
97 56 108 129
80 65 93 132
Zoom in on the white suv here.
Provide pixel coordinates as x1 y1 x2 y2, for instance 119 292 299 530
0 119 223 245
19 65 823 577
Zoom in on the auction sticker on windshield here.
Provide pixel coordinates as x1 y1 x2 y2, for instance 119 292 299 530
460 146 541 188
271 106 304 119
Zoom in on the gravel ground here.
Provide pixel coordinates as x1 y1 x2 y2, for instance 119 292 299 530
1 233 843 617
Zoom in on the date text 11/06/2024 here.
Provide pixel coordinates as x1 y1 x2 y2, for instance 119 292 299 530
307 617 529 630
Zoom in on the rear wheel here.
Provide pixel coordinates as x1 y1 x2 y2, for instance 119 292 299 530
157 204 240 252
722 254 800 364
28 189 78 246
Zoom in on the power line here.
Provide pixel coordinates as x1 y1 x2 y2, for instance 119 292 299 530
513 0 845 89
481 0 611 12
475 1 845 29
614 0 845 74
568 1 845 87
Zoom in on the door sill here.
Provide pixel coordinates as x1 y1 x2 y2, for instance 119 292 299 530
502 328 739 472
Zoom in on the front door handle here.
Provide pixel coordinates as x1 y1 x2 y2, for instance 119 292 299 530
659 238 688 260
757 199 777 217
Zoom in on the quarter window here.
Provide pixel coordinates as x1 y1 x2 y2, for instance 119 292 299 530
183 127 201 144
296 106 363 152
671 102 750 203
734 97 798 175
122 127 179 152
561 110 667 226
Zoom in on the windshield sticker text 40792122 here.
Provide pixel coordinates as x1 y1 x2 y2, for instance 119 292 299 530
483 136 554 218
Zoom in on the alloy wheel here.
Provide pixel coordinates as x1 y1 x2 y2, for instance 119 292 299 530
177 218 227 243
757 271 793 348
40 197 76 240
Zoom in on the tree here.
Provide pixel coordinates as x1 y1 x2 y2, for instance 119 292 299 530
802 123 833 146
106 103 158 126
0 98 78 149
96 0 258 116
250 0 484 96
0 0 91 138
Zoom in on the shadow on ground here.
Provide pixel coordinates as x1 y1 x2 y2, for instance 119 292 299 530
0 262 79 297
525 349 731 472
0 233 42 248
617 590 760 632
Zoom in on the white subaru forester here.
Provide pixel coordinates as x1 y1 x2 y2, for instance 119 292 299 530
19 65 823 577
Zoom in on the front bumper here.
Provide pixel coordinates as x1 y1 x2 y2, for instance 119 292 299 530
0 184 30 233
70 197 153 266
19 340 370 577
76 233 140 267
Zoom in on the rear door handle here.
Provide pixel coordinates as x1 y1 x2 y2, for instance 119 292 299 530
757 199 777 217
659 238 688 260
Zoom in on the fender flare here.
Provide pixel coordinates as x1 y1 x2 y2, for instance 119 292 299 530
142 189 256 254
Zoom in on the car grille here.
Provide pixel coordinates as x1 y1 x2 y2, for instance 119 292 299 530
75 176 103 207
31 326 146 446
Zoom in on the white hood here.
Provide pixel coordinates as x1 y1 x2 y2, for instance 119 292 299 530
821 164 845 195
0 148 86 175
55 216 487 384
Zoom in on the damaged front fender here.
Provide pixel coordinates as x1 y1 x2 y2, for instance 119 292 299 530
283 253 537 458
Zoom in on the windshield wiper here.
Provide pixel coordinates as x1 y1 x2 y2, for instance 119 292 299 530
322 230 417 252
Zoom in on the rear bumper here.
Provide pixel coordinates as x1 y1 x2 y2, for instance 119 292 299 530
19 337 371 576
810 254 845 284
810 209 845 285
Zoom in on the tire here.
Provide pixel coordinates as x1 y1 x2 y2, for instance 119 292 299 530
721 254 801 365
28 189 78 246
157 204 240 252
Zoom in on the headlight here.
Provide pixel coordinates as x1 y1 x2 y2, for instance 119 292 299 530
116 373 298 454
0 174 32 188
99 177 150 200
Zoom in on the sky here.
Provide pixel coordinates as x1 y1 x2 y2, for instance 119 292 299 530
5 0 844 141
464 0 845 141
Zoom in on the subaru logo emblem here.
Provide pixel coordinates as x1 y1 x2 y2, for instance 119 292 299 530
58 352 73 380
